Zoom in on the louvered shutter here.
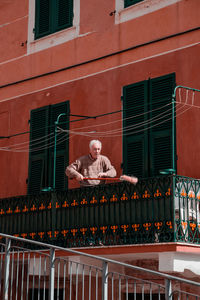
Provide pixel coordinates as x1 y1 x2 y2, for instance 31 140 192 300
123 81 148 178
35 0 73 39
28 159 44 194
35 0 51 39
55 0 73 31
124 0 144 8
49 101 70 191
28 106 50 194
149 73 176 176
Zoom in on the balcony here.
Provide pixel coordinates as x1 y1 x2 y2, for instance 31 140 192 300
0 175 199 247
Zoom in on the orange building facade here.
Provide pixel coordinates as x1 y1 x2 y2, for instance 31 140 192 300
0 0 199 198
0 0 200 295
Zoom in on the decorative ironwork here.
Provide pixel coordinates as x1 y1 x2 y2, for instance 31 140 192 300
0 175 199 246
62 200 69 207
81 198 87 205
22 205 28 212
132 224 140 231
100 196 107 203
14 206 20 213
174 176 200 243
110 194 118 202
39 203 45 210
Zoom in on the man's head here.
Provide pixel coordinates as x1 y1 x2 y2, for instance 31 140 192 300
89 140 102 159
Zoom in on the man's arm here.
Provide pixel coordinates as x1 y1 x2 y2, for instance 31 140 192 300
65 159 84 181
98 156 116 178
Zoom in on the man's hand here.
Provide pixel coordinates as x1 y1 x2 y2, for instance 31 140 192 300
76 174 84 181
98 172 107 178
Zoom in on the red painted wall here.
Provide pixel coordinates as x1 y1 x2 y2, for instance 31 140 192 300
0 0 199 198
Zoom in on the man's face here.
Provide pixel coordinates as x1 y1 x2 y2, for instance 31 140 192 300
90 143 101 159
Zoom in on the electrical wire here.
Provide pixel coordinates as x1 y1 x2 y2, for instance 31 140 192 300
0 102 194 150
57 90 197 137
0 87 198 141
0 133 73 153
5 132 55 150
0 97 171 140
0 132 55 151
0 96 198 152
62 102 173 133
66 104 175 135
0 101 172 150
58 102 189 137
58 102 191 137
176 102 200 110
0 102 171 150
0 101 191 152
98 103 189 136
59 90 197 135
4 133 63 152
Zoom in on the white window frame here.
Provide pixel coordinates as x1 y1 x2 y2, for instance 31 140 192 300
115 0 182 24
27 0 80 54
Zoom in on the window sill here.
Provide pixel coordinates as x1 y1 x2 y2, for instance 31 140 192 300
27 0 80 54
27 26 78 54
115 0 181 24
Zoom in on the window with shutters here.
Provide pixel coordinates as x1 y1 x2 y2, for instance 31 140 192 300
27 0 79 53
34 0 73 39
124 0 144 8
123 73 176 179
28 101 69 194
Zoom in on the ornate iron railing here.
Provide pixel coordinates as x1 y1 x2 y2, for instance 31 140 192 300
0 175 199 247
174 175 200 243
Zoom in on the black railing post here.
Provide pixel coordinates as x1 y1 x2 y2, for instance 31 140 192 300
172 175 177 242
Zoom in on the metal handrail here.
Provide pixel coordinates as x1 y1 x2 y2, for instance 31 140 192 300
172 85 200 175
172 85 200 99
0 232 199 288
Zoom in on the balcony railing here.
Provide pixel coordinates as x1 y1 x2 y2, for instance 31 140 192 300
0 175 199 247
1 233 200 300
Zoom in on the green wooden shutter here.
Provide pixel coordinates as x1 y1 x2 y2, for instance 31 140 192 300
124 0 144 8
35 0 73 39
49 101 70 191
123 81 148 178
55 0 73 31
28 158 44 194
149 73 176 176
28 106 50 194
35 0 51 39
